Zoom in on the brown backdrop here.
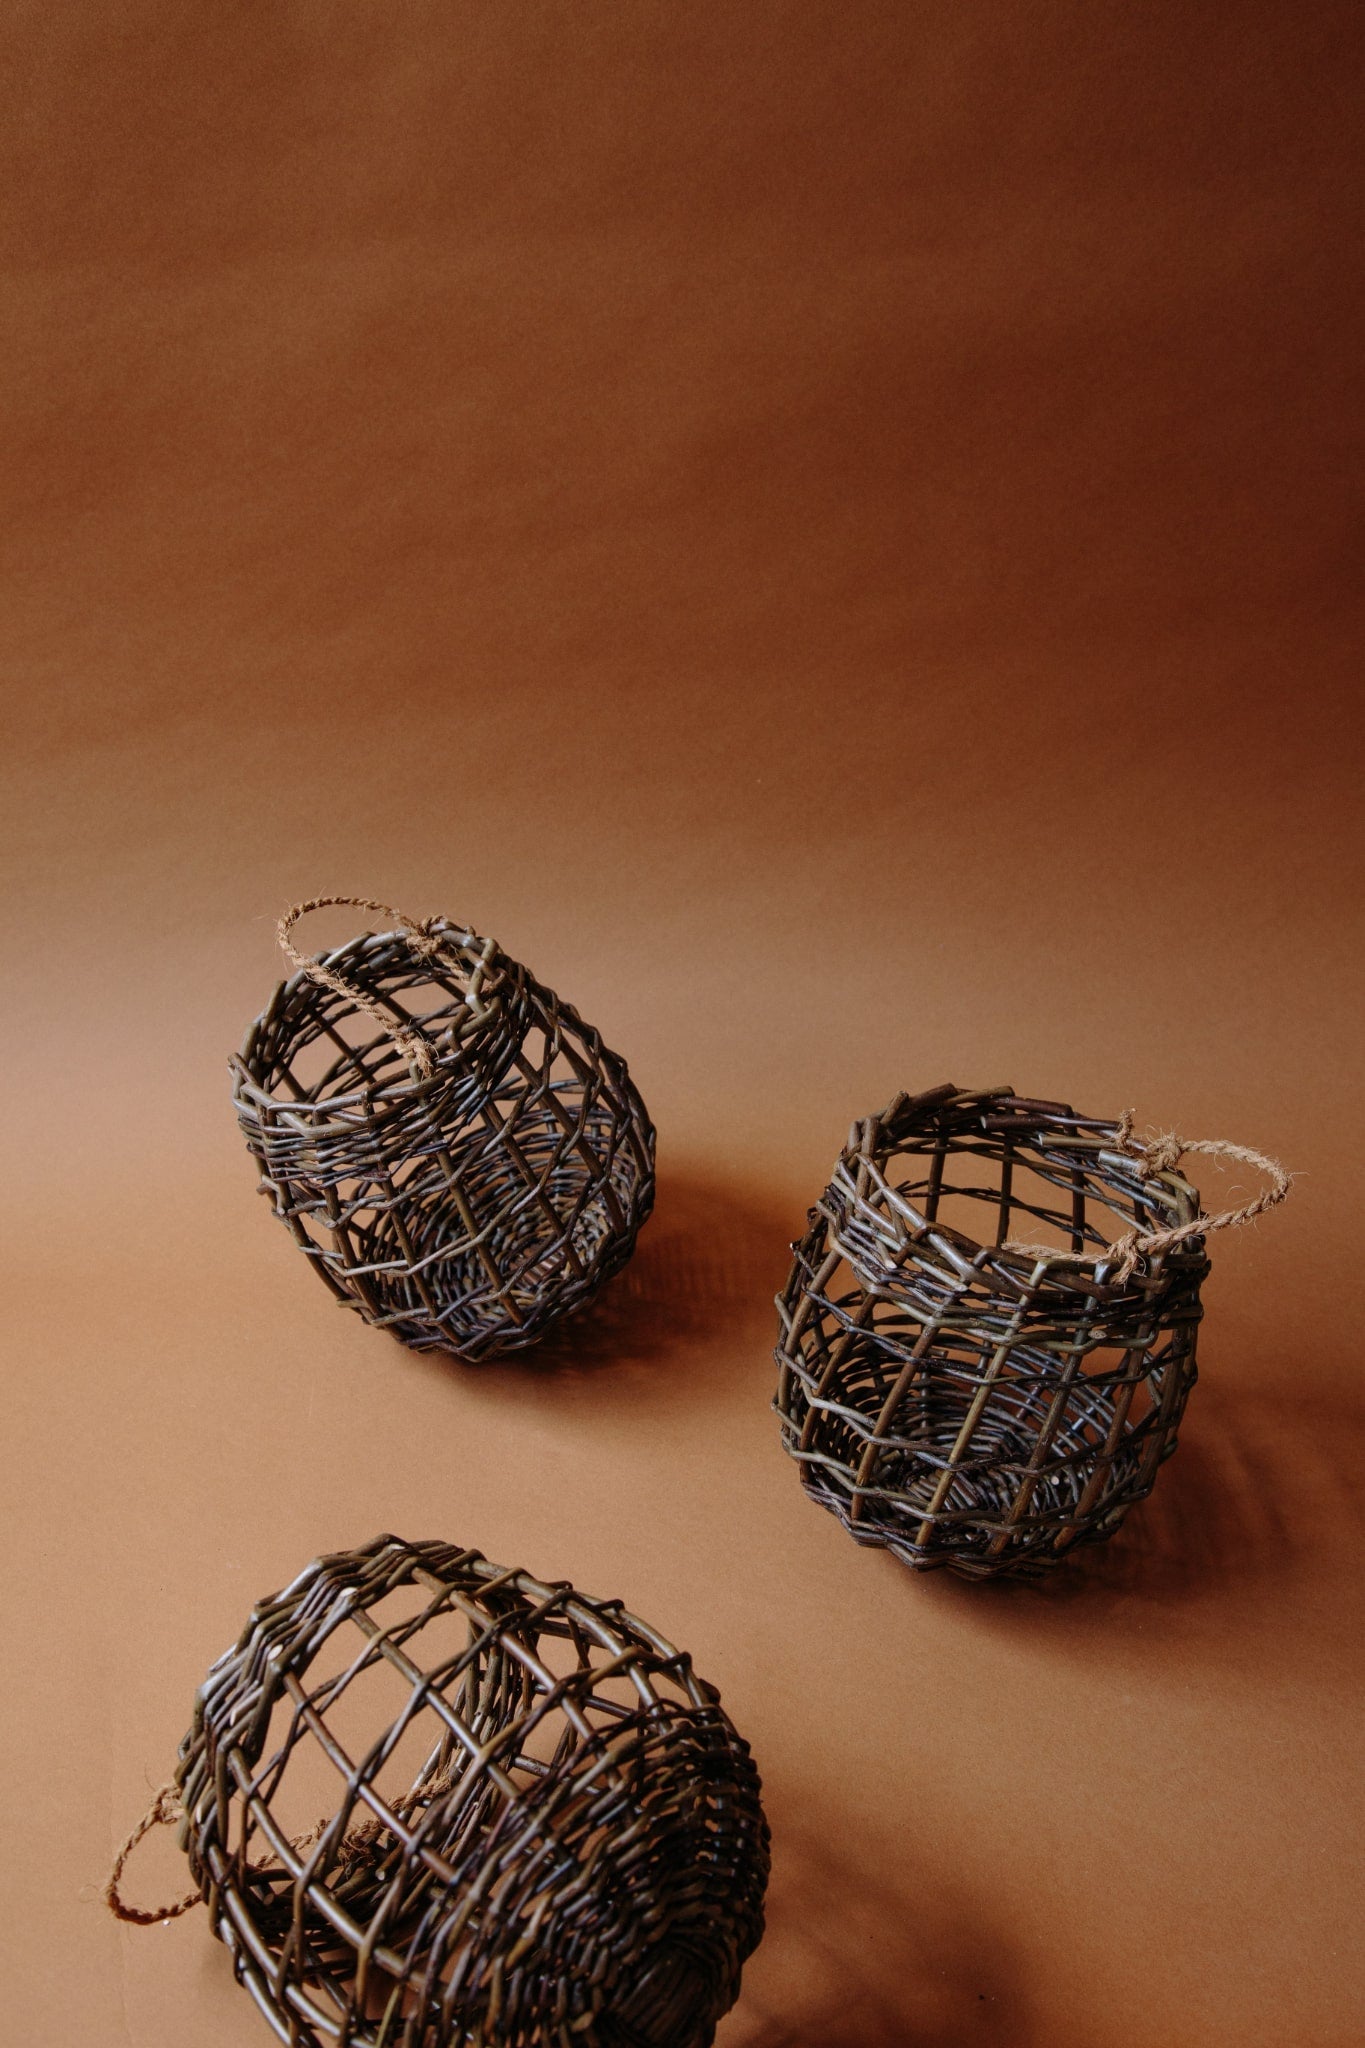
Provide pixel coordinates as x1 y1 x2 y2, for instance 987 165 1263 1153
3 6 1363 2044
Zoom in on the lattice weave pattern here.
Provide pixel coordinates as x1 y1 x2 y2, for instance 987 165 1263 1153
231 912 655 1361
775 1084 1213 1580
172 1536 769 2048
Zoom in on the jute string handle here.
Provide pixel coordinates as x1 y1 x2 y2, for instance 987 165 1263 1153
1006 1110 1292 1281
278 896 468 1083
106 1757 464 1925
104 1785 203 1924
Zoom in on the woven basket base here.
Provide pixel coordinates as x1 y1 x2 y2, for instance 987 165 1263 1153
785 1354 1186 1578
347 1173 629 1352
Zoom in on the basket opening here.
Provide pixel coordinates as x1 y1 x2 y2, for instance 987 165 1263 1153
877 1105 1187 1264
248 929 514 1109
273 975 487 1104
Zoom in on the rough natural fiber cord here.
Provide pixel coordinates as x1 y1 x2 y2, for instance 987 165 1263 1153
1005 1108 1292 1279
106 1536 769 2048
774 1084 1293 1581
107 1756 470 1926
105 1784 202 1925
278 897 474 1082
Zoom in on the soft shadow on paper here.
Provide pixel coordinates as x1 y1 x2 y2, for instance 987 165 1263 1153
911 1374 1365 1624
479 1167 803 1379
724 1825 1026 2048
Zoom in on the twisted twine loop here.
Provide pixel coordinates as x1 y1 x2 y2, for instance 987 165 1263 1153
1007 1108 1292 1282
106 1756 464 1926
104 1785 200 1925
277 896 467 1083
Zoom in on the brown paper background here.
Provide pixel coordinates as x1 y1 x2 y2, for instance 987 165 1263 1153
3 6 1362 2043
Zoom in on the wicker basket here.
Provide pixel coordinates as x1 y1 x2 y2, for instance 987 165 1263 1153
109 1534 769 2048
231 898 655 1361
774 1083 1289 1581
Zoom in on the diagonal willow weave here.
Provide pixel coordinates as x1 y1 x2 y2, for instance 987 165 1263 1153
142 1535 769 2048
231 909 655 1361
774 1084 1229 1581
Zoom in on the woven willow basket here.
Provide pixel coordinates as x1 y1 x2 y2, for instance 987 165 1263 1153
109 1535 769 2048
231 898 655 1361
774 1083 1289 1581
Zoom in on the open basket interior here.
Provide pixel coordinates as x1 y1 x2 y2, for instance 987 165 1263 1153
234 924 523 1116
866 1086 1200 1271
182 1546 761 2043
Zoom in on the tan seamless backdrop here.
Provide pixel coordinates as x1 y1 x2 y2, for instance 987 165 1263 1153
2 6 1363 2045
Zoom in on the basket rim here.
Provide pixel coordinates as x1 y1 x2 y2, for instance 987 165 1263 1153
822 1082 1205 1294
231 924 526 1127
176 1535 729 1906
187 1535 707 1736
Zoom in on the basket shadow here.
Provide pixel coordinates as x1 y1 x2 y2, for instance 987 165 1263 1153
725 1822 1026 2048
184 1813 1017 2048
913 1372 1365 1620
466 1167 798 1380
